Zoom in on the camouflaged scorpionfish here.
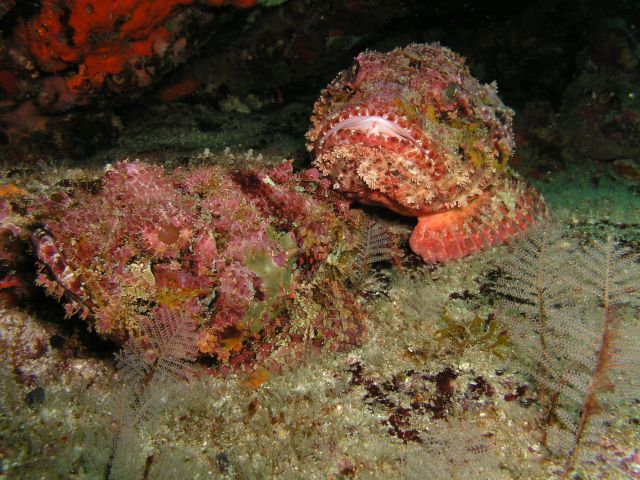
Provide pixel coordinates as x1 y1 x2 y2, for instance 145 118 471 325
307 43 548 263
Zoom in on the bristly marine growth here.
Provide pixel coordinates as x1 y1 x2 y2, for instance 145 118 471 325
107 307 199 479
495 224 640 477
343 220 399 290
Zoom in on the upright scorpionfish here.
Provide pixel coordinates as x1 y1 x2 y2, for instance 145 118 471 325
306 43 548 263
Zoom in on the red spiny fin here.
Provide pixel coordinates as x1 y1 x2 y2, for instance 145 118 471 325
409 177 549 263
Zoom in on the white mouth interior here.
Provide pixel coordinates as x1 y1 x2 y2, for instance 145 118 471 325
318 115 425 154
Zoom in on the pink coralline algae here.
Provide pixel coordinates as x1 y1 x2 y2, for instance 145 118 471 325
29 160 371 371
307 43 549 263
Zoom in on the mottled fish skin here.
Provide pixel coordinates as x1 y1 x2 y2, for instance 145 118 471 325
32 227 95 311
408 176 549 263
307 43 548 263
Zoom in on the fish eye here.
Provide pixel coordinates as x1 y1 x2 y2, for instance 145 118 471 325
350 60 360 79
342 60 360 87
444 82 458 102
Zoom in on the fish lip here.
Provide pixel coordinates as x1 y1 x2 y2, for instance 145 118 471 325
317 114 427 155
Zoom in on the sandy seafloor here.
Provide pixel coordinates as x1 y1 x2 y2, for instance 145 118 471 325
1 110 639 480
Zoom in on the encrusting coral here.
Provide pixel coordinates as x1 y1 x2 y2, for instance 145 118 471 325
27 159 388 372
0 1 257 157
307 43 549 263
13 0 255 96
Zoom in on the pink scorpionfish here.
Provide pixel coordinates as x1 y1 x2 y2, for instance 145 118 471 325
306 43 548 263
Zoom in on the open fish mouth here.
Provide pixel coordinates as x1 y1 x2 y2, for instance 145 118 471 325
317 113 429 157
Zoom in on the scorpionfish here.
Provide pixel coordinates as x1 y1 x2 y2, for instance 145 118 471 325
306 43 548 263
